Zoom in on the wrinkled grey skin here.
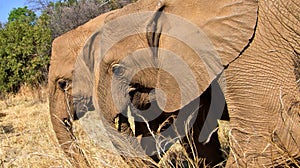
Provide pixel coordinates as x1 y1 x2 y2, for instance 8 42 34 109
75 0 299 167
76 0 255 166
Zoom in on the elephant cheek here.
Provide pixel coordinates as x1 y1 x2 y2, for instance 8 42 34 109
97 79 121 123
156 67 202 112
111 81 130 113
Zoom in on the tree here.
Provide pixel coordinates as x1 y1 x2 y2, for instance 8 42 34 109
0 7 51 95
8 6 37 24
27 0 135 38
0 1 136 96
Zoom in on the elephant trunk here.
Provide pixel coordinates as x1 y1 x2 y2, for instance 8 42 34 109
49 82 89 167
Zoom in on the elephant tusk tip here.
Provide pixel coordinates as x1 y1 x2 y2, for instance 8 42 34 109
127 87 136 93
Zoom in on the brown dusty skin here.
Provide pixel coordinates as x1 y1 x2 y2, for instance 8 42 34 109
91 0 299 167
48 10 118 167
225 0 300 166
91 0 258 166
87 0 257 167
50 0 300 167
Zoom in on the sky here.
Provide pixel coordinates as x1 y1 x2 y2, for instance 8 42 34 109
0 0 28 23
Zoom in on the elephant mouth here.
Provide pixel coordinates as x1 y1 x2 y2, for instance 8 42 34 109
114 112 135 136
73 96 95 120
113 85 178 138
114 105 178 138
112 81 229 163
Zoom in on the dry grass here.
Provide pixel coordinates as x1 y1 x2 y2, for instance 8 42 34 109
0 87 148 167
72 120 149 168
1 88 297 167
0 87 129 167
0 86 230 167
0 87 72 167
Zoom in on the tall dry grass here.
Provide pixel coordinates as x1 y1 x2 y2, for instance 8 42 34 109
0 86 72 167
0 86 231 167
0 86 145 167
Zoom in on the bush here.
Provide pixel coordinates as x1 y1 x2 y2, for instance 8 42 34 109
0 1 136 97
0 7 51 96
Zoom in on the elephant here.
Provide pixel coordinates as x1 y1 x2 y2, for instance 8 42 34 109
73 0 300 167
74 0 250 165
48 10 118 167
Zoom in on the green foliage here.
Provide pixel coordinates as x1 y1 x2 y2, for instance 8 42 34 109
8 6 36 24
0 7 51 95
0 1 134 96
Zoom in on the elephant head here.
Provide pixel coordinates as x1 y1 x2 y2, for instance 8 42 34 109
48 10 116 167
74 0 258 166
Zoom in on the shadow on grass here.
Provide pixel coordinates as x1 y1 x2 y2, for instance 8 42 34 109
0 124 14 134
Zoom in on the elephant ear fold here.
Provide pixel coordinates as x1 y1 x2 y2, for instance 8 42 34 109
153 0 258 112
73 32 102 117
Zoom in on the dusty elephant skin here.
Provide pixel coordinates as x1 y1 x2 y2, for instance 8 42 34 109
74 0 300 167
48 10 117 167
76 0 253 166
224 0 300 167
50 0 300 167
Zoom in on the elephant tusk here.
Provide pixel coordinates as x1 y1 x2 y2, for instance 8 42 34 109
127 87 136 93
127 105 135 136
114 115 119 130
136 134 142 144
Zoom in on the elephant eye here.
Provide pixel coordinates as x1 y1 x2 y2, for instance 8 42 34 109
57 78 70 91
112 64 125 76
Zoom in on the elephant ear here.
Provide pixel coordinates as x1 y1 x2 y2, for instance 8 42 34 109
72 31 102 117
97 0 257 112
151 0 258 112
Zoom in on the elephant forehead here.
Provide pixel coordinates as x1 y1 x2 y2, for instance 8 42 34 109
50 33 88 81
101 34 151 66
49 11 117 81
49 56 75 80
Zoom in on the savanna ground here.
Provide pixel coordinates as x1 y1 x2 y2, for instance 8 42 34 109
0 87 132 168
0 87 72 167
1 78 299 167
0 86 230 167
0 79 299 167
